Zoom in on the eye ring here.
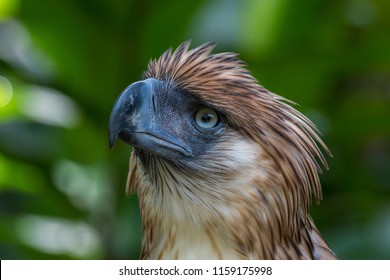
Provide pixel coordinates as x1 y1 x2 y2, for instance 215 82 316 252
195 107 220 128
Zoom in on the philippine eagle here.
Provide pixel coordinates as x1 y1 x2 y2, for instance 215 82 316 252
109 41 337 260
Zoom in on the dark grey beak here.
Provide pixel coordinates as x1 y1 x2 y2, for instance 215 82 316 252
108 78 192 157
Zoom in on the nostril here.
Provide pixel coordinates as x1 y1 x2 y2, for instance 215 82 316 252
152 94 157 113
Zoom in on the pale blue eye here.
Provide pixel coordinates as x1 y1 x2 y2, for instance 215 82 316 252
195 108 219 128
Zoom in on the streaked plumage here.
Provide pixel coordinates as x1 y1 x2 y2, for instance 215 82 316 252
109 41 337 259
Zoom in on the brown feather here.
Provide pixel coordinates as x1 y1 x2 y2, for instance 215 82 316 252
125 41 337 259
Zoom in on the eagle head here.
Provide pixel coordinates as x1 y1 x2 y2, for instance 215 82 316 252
108 41 336 260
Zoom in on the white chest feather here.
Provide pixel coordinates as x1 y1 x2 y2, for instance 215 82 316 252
152 227 244 260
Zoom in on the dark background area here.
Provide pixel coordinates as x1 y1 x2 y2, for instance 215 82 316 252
0 0 389 260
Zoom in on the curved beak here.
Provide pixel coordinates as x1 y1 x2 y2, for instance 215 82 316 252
108 78 192 157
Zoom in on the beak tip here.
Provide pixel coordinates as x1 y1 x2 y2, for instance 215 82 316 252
108 132 118 150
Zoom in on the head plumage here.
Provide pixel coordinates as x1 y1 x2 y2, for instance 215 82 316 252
143 41 330 213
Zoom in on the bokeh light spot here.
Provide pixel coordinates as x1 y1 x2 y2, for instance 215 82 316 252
0 76 13 107
0 0 19 19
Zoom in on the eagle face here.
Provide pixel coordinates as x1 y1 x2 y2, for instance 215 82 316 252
108 41 337 260
109 77 226 163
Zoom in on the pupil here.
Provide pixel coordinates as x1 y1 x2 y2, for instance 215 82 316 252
202 114 212 122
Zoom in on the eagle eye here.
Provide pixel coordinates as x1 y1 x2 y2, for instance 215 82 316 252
195 107 220 128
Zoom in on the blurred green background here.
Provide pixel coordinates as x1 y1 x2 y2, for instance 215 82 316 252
0 0 389 260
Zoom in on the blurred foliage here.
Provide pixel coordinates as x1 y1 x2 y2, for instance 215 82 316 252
0 0 389 260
